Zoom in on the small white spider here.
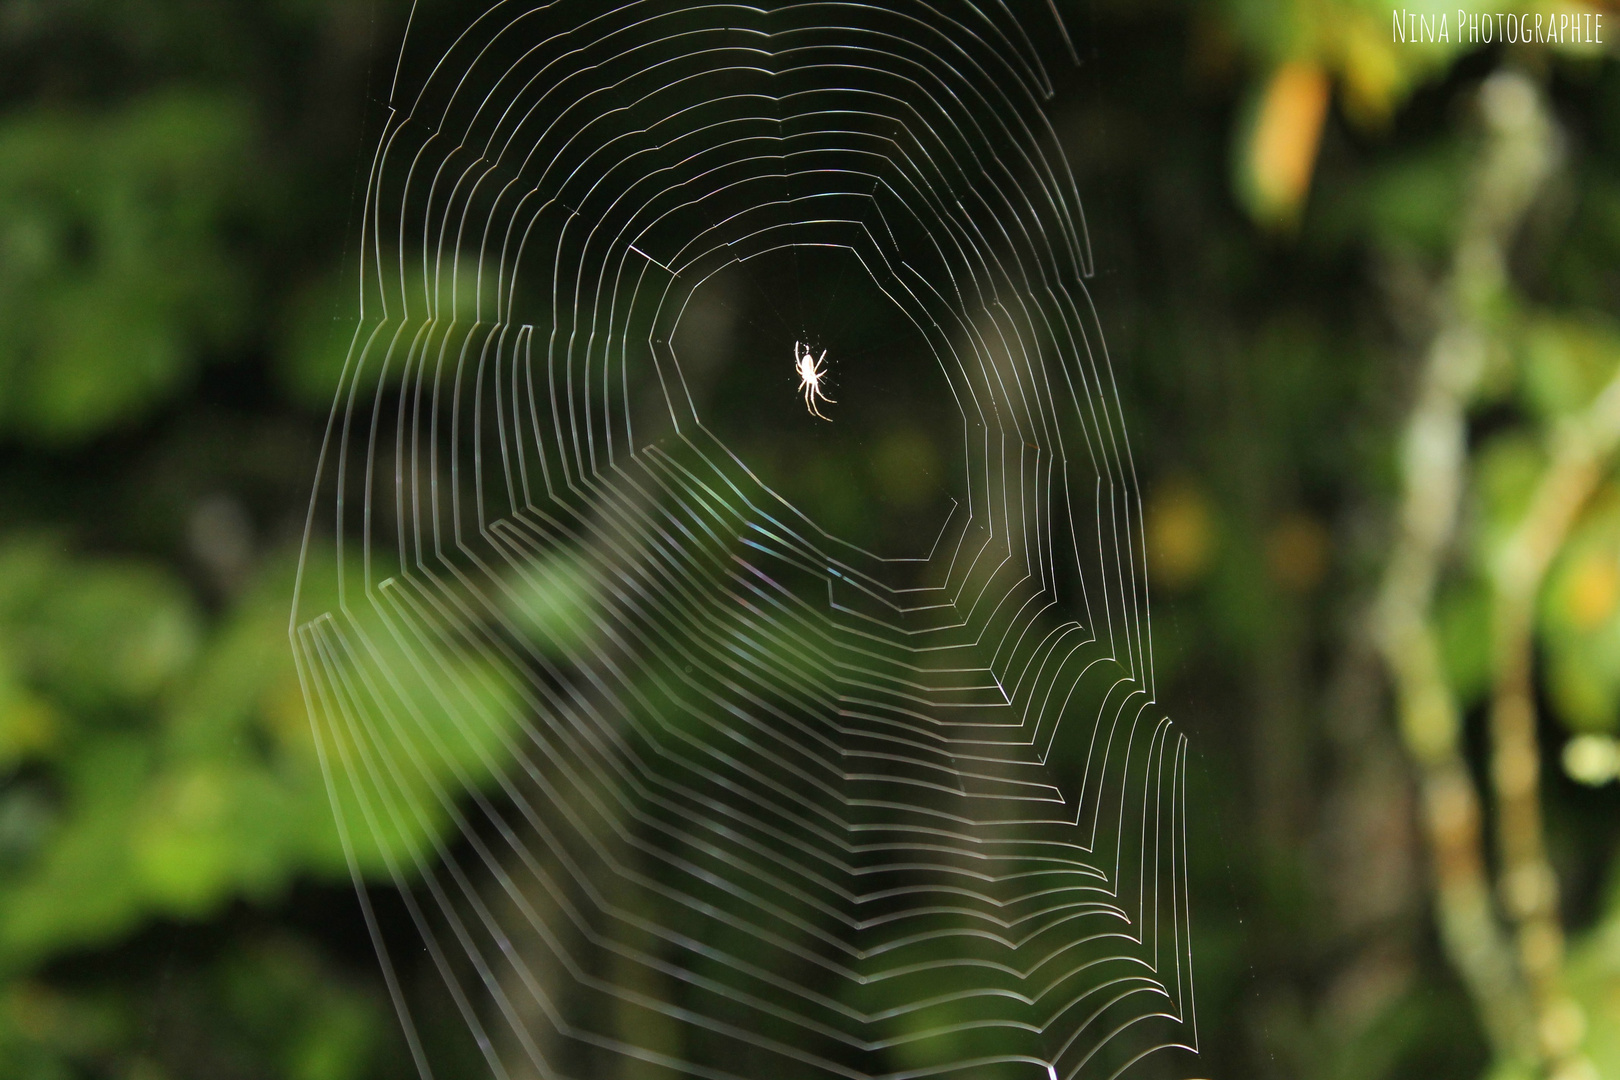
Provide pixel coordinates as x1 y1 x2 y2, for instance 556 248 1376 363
794 341 835 421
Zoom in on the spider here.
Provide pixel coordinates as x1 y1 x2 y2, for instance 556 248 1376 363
794 341 835 420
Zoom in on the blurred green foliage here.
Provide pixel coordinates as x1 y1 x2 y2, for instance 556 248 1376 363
0 92 254 441
0 1 1616 1079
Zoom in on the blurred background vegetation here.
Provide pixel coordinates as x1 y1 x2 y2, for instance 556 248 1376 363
0 1 1617 1077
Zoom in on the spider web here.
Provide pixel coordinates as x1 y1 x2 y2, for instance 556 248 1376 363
291 3 1200 1077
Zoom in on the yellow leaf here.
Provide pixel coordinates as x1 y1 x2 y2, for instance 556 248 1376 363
1244 61 1331 227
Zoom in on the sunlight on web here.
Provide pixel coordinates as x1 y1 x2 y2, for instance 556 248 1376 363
290 3 1201 1077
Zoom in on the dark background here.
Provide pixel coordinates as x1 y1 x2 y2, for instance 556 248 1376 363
0 2 1617 1078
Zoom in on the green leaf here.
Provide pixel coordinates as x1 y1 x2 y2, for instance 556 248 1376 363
0 736 151 970
0 92 255 442
1472 433 1546 567
1540 489 1620 733
1521 314 1620 421
0 537 199 726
